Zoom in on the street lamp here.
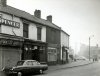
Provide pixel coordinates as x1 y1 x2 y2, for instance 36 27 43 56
89 35 94 61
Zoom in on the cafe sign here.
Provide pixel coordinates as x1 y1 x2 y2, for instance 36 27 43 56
0 17 20 28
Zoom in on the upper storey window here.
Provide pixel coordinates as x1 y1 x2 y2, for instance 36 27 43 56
23 23 29 38
37 27 42 40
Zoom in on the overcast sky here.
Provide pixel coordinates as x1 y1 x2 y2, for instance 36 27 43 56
7 0 100 53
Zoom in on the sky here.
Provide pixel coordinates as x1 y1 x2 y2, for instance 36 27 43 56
7 0 100 53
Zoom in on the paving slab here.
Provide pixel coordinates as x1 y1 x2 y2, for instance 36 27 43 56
46 60 93 72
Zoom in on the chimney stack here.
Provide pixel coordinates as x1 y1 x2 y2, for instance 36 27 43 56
47 15 52 22
0 0 7 7
34 10 41 18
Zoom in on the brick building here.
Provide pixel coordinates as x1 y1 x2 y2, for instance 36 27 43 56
46 15 61 65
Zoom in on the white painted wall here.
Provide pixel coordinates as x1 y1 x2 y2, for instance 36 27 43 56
1 13 23 36
0 12 46 42
61 31 69 47
61 31 69 60
29 23 46 42
29 23 37 40
41 26 46 42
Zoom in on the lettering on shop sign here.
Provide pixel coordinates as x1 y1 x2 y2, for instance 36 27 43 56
0 39 21 46
0 17 20 28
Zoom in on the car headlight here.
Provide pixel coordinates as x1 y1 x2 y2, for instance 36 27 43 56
11 67 16 71
11 68 14 70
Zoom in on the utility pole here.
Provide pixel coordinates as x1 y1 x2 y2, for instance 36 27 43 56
89 35 94 61
89 37 90 61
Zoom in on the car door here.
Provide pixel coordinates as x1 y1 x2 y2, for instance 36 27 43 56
24 61 33 74
32 61 40 72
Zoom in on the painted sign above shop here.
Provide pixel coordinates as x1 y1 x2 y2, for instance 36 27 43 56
0 17 20 28
0 38 22 46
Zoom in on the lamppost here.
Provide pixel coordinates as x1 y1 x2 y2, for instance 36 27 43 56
89 35 94 61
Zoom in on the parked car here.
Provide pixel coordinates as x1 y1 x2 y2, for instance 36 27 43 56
75 56 88 61
3 60 48 76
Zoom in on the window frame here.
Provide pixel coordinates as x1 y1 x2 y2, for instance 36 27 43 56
23 23 29 38
37 27 42 40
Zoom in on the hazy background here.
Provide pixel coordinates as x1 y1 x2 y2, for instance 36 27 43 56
7 0 100 53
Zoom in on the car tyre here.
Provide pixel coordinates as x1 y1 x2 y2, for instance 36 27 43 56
17 72 22 76
39 69 43 74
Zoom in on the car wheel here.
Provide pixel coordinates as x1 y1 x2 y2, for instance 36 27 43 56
17 72 22 76
39 69 43 74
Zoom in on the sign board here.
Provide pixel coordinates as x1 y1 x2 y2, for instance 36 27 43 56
0 39 22 46
0 17 20 28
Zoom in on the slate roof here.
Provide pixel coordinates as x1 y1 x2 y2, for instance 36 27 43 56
0 5 61 30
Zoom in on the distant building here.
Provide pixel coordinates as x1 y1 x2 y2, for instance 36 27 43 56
79 43 100 60
68 47 74 62
78 44 89 58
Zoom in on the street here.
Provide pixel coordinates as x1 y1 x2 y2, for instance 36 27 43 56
34 61 100 76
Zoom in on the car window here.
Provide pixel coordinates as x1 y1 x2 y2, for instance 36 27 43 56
26 61 33 66
17 61 25 66
32 61 38 65
37 61 40 65
24 61 40 66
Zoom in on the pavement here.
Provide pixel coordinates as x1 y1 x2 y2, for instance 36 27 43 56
46 60 93 73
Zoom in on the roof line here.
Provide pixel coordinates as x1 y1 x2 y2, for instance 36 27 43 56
0 5 61 30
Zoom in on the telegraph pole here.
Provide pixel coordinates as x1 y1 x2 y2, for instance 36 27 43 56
89 37 90 61
89 35 94 61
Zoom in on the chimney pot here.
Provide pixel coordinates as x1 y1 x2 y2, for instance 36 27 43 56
34 10 41 18
0 0 7 7
47 15 52 22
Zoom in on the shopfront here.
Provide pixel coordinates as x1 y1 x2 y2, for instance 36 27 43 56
62 46 68 64
47 47 57 65
0 33 23 70
47 43 61 65
22 39 47 63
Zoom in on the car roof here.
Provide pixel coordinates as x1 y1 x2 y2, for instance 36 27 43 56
18 60 37 62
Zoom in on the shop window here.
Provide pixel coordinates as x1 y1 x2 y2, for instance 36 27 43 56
23 23 29 38
48 48 57 62
37 27 41 40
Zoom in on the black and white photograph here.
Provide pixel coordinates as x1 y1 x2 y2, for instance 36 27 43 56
0 0 100 76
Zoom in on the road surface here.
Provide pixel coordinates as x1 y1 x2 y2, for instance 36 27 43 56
35 61 100 76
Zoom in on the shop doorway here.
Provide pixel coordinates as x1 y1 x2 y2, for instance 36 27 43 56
32 49 40 61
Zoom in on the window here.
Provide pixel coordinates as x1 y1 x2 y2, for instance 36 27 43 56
37 27 41 40
17 61 25 66
26 61 33 66
32 61 38 65
51 29 56 43
23 23 28 38
48 48 57 62
0 14 2 18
